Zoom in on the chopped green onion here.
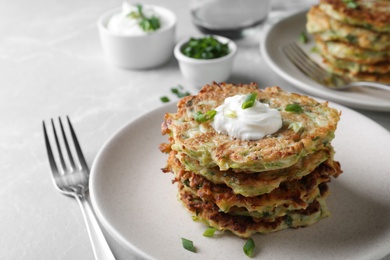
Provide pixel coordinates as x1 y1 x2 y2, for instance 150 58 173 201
203 227 216 237
285 215 293 227
191 215 199 221
285 103 303 113
171 85 190 98
310 46 318 53
342 0 358 8
243 237 255 258
194 110 217 122
128 4 161 32
181 237 196 253
299 31 308 44
241 93 258 109
160 96 170 103
346 34 358 44
225 109 237 118
181 36 230 59
288 122 303 133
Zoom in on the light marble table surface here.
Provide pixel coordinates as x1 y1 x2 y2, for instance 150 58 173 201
0 0 389 259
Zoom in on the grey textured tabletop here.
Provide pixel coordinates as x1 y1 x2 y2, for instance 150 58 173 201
0 0 389 259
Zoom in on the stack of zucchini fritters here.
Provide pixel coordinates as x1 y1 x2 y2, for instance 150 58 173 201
160 83 342 238
306 0 390 84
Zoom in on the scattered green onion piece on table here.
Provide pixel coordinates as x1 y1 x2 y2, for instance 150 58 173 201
160 96 170 103
203 227 216 237
194 110 217 122
285 103 303 113
299 31 308 44
171 86 190 98
181 238 196 253
243 237 255 258
242 93 258 109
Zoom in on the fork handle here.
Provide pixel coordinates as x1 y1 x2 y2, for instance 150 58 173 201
348 81 390 91
75 193 116 260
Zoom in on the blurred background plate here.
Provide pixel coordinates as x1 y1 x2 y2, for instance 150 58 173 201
260 10 390 112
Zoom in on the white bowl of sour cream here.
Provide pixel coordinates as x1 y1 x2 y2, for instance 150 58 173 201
98 3 176 69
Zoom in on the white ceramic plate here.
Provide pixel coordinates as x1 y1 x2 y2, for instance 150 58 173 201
90 102 390 260
260 10 390 112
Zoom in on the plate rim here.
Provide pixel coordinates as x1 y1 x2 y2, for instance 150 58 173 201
90 101 390 259
90 102 176 259
260 9 390 112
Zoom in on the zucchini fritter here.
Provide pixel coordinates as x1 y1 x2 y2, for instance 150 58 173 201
307 5 390 51
316 40 390 74
166 148 334 196
316 39 389 64
319 0 390 33
178 183 330 238
162 83 340 172
160 83 342 238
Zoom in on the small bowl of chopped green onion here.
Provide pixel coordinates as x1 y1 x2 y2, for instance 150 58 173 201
174 35 237 87
98 3 176 69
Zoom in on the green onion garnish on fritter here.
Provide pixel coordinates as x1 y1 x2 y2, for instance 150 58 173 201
242 93 258 109
342 0 358 9
203 227 216 237
285 103 303 113
194 110 217 122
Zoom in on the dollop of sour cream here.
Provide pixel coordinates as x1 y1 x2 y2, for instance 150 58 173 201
107 2 161 35
211 95 282 140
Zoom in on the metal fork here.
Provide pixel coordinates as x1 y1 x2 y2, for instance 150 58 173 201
43 117 115 260
282 42 390 91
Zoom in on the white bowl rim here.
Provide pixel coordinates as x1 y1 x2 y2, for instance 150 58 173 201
97 5 177 38
174 35 237 64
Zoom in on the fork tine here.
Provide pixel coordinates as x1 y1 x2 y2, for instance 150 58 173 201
283 43 328 81
290 43 329 78
59 117 76 170
284 44 318 78
67 116 89 172
43 121 59 174
51 118 67 172
283 44 312 75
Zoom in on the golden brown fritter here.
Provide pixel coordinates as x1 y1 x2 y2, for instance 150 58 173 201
319 0 390 33
315 38 389 64
164 148 335 196
322 58 390 84
162 83 340 173
160 84 342 238
174 160 339 220
178 183 330 238
307 5 390 51
315 39 390 74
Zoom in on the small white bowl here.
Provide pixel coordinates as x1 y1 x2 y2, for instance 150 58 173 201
174 35 237 87
98 5 176 69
